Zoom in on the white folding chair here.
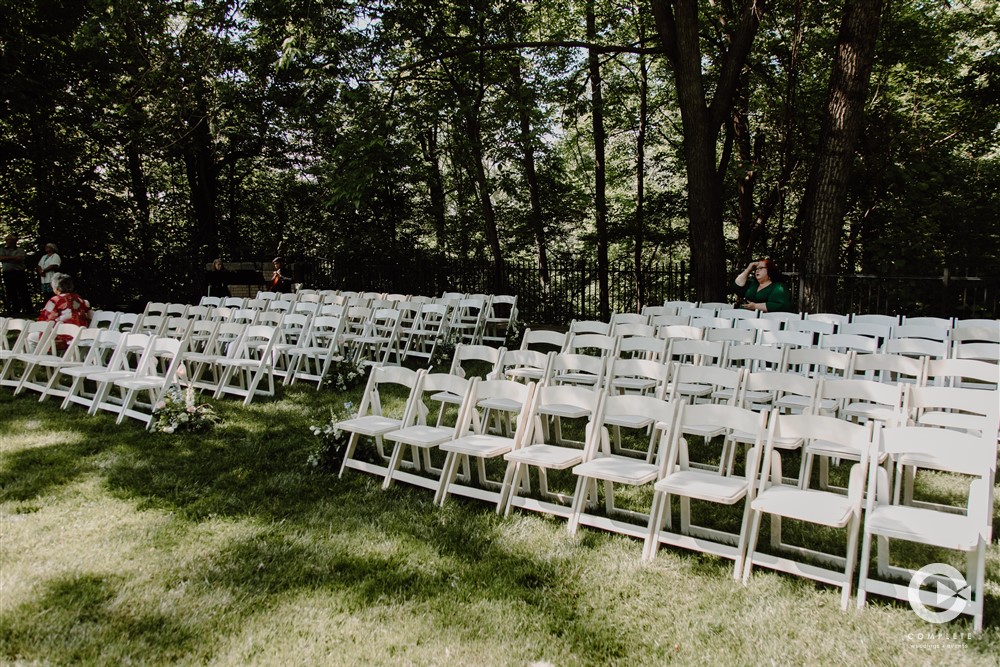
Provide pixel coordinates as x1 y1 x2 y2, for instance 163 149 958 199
857 410 996 631
14 324 88 398
436 380 538 507
741 413 878 610
284 315 346 388
643 402 767 579
382 372 476 491
568 394 681 543
213 325 280 406
519 328 568 353
499 385 606 518
93 336 190 428
338 366 425 480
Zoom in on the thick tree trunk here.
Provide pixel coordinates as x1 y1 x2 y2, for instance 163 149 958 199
799 0 885 312
651 0 763 302
587 0 610 319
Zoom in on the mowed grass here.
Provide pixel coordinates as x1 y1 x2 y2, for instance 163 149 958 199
1 383 999 666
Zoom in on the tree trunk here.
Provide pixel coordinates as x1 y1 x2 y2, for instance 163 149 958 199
419 126 448 252
465 113 504 291
799 0 885 312
587 0 610 319
634 50 649 312
651 0 764 302
509 56 549 287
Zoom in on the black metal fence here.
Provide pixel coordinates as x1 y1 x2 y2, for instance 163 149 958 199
46 254 997 323
300 256 998 324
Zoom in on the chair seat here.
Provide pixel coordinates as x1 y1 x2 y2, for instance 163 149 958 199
680 424 727 439
604 413 654 430
505 368 545 381
730 428 801 450
337 415 402 436
441 433 514 458
675 382 713 397
865 504 983 551
611 377 657 392
654 470 749 504
572 456 658 485
842 402 895 422
777 396 837 412
917 411 986 434
17 353 82 368
116 377 169 391
430 390 463 406
751 486 855 527
553 372 601 386
478 397 522 413
385 424 455 448
537 404 590 419
504 444 583 470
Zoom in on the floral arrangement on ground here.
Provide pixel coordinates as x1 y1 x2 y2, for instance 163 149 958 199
151 384 221 434
323 354 368 392
307 401 354 472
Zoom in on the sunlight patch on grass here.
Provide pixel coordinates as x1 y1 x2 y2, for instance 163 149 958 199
0 425 84 453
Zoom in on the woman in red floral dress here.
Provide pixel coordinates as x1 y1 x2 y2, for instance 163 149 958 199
37 273 93 348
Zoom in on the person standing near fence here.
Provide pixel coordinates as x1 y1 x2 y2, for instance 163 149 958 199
1 233 32 315
732 258 793 313
36 242 61 303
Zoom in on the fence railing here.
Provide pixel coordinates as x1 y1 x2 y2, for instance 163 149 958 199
65 254 998 323
302 257 998 323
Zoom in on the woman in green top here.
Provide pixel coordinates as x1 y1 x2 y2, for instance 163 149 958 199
732 258 793 313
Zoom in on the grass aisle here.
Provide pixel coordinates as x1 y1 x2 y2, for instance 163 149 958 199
1 385 998 666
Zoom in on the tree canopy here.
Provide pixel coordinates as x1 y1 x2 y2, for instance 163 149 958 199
1 0 997 310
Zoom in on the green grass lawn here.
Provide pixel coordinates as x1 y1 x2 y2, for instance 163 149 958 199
1 382 998 666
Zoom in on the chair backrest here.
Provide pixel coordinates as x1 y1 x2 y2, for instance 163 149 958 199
519 328 567 353
724 343 787 373
902 384 1000 436
668 363 743 405
818 332 879 354
610 312 649 327
613 322 657 339
850 313 899 328
606 357 671 399
666 338 726 367
691 316 733 330
679 306 718 320
450 344 505 379
891 323 951 343
924 358 999 390
111 315 143 337
548 352 607 387
595 393 681 464
569 319 613 336
785 347 854 379
663 402 766 476
199 296 222 308
883 336 949 360
651 314 691 328
499 348 554 383
806 312 848 327
564 332 619 358
757 329 815 349
819 378 905 425
760 413 875 491
901 316 954 330
90 310 119 330
740 371 820 414
705 327 756 346
616 335 668 362
658 324 704 342
851 352 926 385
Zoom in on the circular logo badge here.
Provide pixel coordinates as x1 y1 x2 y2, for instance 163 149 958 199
908 563 970 624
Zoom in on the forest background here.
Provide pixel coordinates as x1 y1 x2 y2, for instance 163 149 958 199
1 0 998 319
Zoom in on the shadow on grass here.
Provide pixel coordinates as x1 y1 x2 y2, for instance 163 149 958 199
1 387 649 664
0 574 197 664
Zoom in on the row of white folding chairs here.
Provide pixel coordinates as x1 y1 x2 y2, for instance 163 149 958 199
641 299 996 329
522 322 1000 365
333 361 996 631
582 312 997 346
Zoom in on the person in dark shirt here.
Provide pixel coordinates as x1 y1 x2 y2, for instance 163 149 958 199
732 258 793 313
